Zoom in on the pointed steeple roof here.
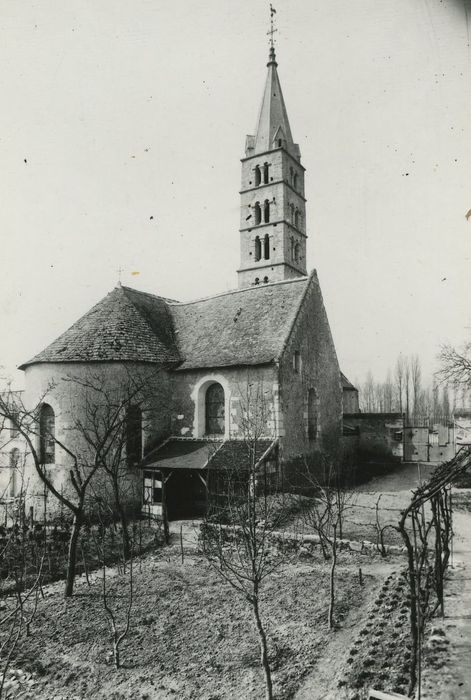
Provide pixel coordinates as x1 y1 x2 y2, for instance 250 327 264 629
249 47 300 160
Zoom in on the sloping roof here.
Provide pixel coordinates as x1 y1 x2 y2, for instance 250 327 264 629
140 438 276 472
170 277 309 370
341 372 358 391
20 285 180 369
141 439 217 471
20 275 310 371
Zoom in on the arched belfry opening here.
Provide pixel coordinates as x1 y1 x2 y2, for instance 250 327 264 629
254 202 262 225
264 199 270 223
263 162 269 184
254 236 262 261
255 165 261 186
205 383 225 435
263 233 270 260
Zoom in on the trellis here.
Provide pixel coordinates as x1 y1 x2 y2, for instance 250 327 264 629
396 446 471 698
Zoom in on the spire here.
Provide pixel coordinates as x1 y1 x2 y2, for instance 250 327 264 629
249 44 299 160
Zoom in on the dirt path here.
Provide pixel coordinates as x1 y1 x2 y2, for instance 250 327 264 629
421 507 471 699
293 562 398 700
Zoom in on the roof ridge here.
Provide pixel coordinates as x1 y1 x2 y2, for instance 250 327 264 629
168 276 309 307
121 285 180 304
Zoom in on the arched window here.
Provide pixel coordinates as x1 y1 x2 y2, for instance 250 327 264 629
254 165 261 186
263 163 269 184
254 236 261 261
254 202 261 225
295 209 300 228
289 167 294 185
308 389 318 441
126 405 142 467
263 200 270 223
293 172 298 190
9 448 19 497
39 404 55 464
290 237 294 261
290 203 295 224
205 383 225 435
278 139 283 147
294 242 300 263
263 233 270 260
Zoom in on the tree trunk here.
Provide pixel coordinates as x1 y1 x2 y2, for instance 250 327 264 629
113 482 130 560
65 511 83 597
252 596 273 700
328 524 337 630
162 476 170 545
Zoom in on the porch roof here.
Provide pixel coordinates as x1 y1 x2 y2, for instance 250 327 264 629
140 437 277 472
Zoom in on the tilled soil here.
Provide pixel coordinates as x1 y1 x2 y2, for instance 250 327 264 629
1 544 389 700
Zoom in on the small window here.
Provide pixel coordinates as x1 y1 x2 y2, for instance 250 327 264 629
293 351 301 373
126 405 142 467
293 172 298 190
263 163 269 184
294 209 300 228
254 165 261 186
308 389 318 441
263 276 269 284
278 139 282 147
294 242 300 263
254 202 261 225
290 203 295 224
39 404 55 464
254 277 260 285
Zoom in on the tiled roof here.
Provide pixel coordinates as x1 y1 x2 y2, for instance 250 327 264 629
140 438 276 472
170 277 309 370
19 285 180 369
341 372 357 391
20 276 310 371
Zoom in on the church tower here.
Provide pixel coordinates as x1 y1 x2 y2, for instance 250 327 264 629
237 45 307 289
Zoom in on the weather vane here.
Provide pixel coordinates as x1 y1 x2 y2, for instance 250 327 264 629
267 4 277 48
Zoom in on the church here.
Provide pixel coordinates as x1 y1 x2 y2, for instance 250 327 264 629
14 44 344 519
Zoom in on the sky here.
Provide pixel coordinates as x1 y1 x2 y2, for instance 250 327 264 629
1 0 470 389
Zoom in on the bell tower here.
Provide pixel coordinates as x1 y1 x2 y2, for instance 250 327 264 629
237 44 307 289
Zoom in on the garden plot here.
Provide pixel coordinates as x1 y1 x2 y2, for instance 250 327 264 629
0 543 396 700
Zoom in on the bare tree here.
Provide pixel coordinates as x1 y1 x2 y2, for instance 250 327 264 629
0 388 114 597
300 455 354 629
92 503 134 670
395 354 406 414
438 341 471 387
200 379 282 700
410 354 422 420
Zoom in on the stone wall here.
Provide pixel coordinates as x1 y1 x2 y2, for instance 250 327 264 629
343 412 404 463
170 365 279 440
17 361 173 518
278 271 342 464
